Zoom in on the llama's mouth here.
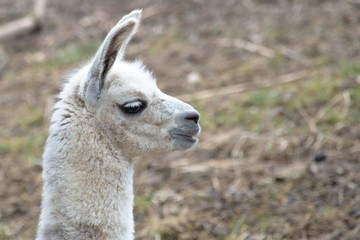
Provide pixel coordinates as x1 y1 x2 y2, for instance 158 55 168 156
169 129 199 150
169 124 200 149
171 132 198 143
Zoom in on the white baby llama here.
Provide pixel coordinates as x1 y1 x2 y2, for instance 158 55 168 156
36 9 200 240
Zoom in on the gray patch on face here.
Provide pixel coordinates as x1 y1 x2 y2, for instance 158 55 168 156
174 111 201 136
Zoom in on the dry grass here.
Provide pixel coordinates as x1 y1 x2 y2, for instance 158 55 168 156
0 0 360 239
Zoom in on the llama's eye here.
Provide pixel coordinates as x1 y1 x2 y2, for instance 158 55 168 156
121 101 146 115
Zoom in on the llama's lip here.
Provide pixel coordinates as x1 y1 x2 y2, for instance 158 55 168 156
170 132 198 143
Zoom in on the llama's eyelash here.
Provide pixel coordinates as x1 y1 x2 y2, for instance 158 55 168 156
124 101 143 108
120 100 147 115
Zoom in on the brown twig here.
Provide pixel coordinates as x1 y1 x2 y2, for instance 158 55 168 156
342 90 351 117
294 103 320 150
296 104 318 134
314 90 351 122
33 0 47 24
277 46 313 66
0 16 37 41
218 38 275 58
0 0 47 41
177 71 308 102
314 93 343 122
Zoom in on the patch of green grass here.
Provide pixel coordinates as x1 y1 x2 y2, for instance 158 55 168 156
283 77 339 109
0 143 11 154
341 62 360 78
318 206 336 220
226 218 246 240
196 106 247 130
243 89 281 108
323 109 343 125
0 130 47 165
255 213 273 233
318 54 335 67
267 27 288 43
0 225 10 240
0 103 48 165
134 194 153 216
17 109 44 129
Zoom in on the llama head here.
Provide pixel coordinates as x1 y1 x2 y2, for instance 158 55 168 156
81 10 200 157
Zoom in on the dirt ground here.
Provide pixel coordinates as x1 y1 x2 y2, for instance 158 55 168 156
0 0 360 239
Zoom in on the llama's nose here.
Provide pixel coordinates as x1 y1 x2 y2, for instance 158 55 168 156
183 111 200 124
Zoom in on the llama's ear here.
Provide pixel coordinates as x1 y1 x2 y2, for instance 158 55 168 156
86 9 142 106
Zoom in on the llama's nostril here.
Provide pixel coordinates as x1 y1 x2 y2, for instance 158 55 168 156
185 112 200 124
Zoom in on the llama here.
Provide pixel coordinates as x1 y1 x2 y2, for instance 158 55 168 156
36 9 200 240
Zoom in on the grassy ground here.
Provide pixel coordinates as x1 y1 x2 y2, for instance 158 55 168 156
0 0 360 239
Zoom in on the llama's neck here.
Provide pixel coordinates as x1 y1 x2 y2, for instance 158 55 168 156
37 109 135 240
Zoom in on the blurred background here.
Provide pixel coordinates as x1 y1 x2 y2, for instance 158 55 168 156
0 0 359 239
